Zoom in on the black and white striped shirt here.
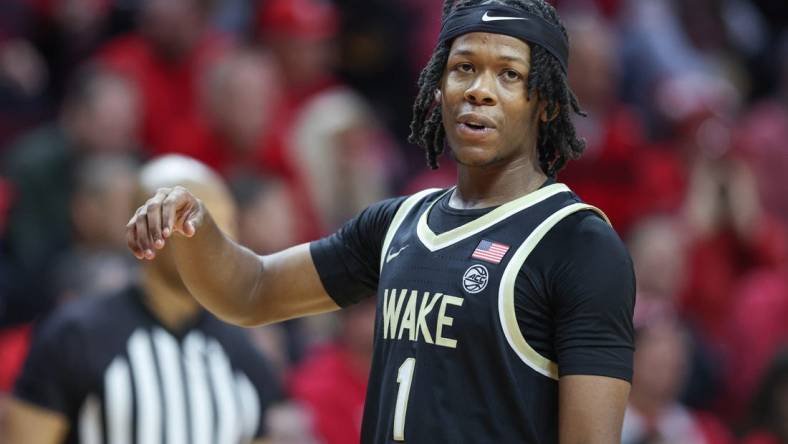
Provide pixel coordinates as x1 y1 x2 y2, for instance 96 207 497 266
15 286 280 444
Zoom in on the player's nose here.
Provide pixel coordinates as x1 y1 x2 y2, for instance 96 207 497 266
464 71 497 106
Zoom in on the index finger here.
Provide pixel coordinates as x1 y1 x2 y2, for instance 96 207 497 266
147 190 169 248
161 187 186 238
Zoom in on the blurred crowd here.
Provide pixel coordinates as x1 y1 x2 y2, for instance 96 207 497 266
0 0 786 443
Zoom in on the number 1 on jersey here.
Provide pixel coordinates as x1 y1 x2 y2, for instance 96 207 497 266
393 357 416 441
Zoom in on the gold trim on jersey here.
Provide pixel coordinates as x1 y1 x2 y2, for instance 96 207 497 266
416 183 572 252
498 202 610 380
380 188 442 272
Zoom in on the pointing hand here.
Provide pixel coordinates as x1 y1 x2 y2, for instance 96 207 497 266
126 186 204 260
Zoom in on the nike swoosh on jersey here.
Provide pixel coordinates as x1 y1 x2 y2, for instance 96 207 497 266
481 11 528 22
386 245 409 263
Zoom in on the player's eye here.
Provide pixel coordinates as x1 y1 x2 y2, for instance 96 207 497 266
501 69 522 81
456 63 474 73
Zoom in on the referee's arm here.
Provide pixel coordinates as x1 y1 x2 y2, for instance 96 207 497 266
3 397 68 444
127 186 340 327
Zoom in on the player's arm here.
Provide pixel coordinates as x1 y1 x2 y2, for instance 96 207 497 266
127 186 338 326
558 375 629 444
127 187 403 326
550 213 636 444
3 397 69 444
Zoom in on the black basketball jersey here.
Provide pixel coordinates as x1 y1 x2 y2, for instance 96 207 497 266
310 182 635 444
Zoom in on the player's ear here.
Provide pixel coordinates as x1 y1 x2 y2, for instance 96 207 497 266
434 88 442 104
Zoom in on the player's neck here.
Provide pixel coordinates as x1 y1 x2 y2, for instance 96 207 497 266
452 155 547 209
140 268 202 332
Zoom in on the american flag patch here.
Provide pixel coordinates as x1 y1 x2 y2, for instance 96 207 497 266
471 239 510 264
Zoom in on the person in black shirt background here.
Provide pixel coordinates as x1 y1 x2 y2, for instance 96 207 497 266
4 155 280 444
125 1 634 443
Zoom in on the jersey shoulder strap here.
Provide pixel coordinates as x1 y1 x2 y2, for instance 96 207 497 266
498 202 609 380
379 188 443 271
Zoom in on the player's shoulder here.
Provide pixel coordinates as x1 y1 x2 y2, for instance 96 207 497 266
546 198 631 264
557 208 620 242
531 197 635 299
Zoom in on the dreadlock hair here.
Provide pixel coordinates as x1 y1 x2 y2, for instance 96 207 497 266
408 0 586 176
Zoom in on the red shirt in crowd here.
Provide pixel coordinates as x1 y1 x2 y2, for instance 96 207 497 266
0 324 31 392
159 114 292 179
560 106 685 237
741 431 783 444
719 269 788 420
289 344 368 444
97 33 228 155
680 219 786 344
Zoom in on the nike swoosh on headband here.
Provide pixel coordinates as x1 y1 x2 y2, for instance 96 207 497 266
438 4 569 73
481 11 528 22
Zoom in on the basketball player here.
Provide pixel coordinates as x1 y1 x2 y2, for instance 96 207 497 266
6 156 280 444
127 1 635 442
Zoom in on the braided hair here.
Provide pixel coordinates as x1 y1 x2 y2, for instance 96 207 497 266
408 0 585 176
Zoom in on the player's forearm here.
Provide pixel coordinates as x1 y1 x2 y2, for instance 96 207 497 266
128 185 337 326
170 212 265 326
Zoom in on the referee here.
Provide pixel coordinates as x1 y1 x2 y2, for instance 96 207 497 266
5 156 280 444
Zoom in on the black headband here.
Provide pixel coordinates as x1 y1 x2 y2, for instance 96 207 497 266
438 5 569 74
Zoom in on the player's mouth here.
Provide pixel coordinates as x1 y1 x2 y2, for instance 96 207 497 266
456 113 497 139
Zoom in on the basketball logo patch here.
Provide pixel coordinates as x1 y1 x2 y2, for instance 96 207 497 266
462 264 489 294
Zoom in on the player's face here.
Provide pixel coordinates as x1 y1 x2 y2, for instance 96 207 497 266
440 32 541 167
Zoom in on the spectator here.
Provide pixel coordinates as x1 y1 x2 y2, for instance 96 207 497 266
0 0 50 146
0 155 138 387
628 215 687 303
736 33 788 228
289 298 375 444
230 173 300 257
98 0 230 154
162 48 287 179
2 66 140 323
0 38 50 147
258 0 399 235
742 350 788 444
52 154 139 304
619 0 765 131
29 0 113 102
622 306 734 444
643 69 784 348
159 44 330 241
628 215 725 412
722 270 788 422
559 10 684 237
3 155 280 444
333 0 418 149
679 151 783 344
